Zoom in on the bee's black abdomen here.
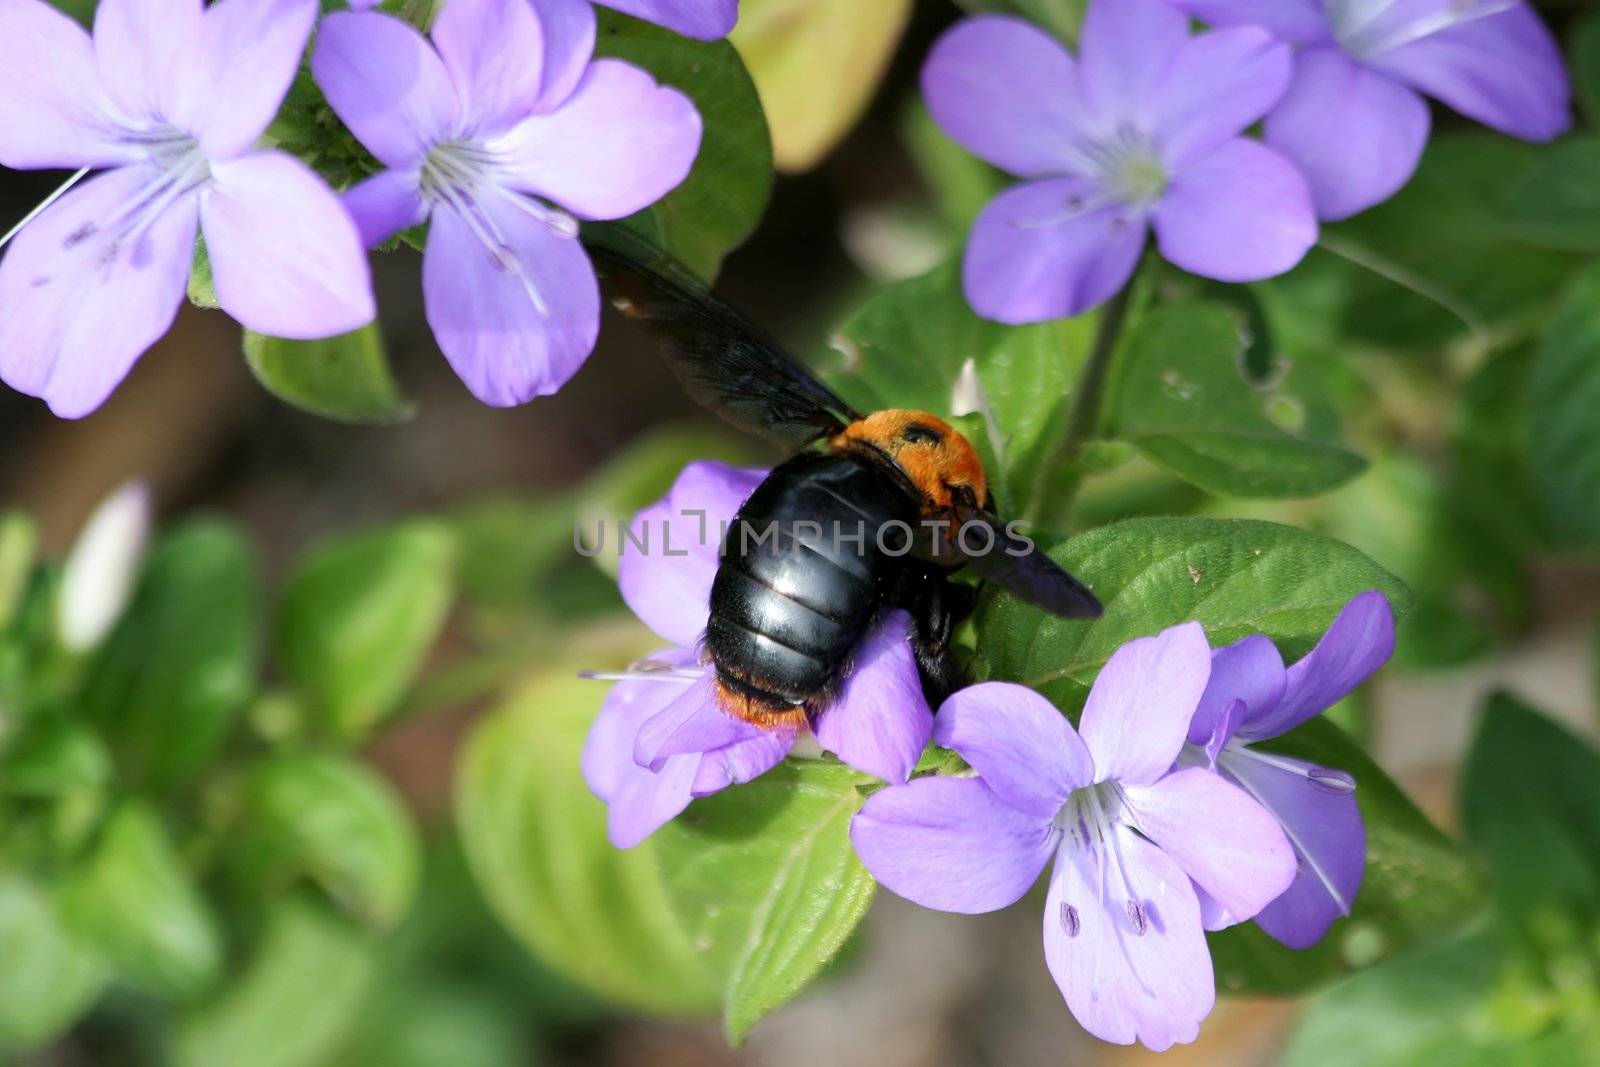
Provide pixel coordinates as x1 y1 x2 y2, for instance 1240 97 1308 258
708 452 914 712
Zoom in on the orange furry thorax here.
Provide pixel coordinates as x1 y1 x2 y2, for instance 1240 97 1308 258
828 409 988 513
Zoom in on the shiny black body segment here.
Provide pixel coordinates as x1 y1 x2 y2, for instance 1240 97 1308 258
707 450 969 711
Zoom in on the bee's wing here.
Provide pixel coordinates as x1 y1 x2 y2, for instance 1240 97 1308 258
586 230 862 448
951 511 1103 619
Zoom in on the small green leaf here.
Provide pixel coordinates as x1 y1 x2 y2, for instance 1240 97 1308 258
1 718 112 798
276 520 457 742
953 0 1084 39
593 12 774 277
455 657 720 1015
244 326 414 425
730 0 911 172
1462 694 1600 937
188 235 219 309
1530 262 1600 545
81 520 259 794
0 511 38 631
654 760 877 1043
1504 137 1600 252
0 872 106 1052
59 804 223 999
1209 718 1485 995
1108 302 1365 498
1571 14 1600 128
174 897 377 1067
234 753 422 930
974 516 1412 708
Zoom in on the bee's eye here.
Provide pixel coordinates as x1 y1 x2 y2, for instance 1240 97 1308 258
949 484 979 509
900 424 944 446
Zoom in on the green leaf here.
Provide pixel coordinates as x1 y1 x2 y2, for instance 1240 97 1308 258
1504 137 1600 252
1572 13 1600 128
82 520 259 794
234 753 422 931
455 658 720 1016
1462 694 1600 937
276 520 457 742
953 0 1084 39
1208 718 1485 995
974 516 1412 708
593 12 774 278
244 325 414 425
0 872 106 1052
1530 262 1600 545
1108 302 1366 498
188 235 219 309
730 0 910 172
175 898 377 1067
1 718 112 798
821 260 1095 514
653 760 876 1043
0 511 38 632
59 803 223 999
336 979 527 1067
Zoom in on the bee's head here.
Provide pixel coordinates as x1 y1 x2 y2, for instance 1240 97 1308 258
833 410 992 514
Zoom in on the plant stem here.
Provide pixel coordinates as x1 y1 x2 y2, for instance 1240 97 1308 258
1023 280 1136 527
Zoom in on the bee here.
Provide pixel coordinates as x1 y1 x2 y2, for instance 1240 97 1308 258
591 238 1102 730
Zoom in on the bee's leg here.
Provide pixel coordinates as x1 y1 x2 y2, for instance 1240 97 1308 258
892 564 976 707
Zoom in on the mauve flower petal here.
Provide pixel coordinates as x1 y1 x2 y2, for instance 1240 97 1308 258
202 152 376 339
1076 0 1189 128
1154 137 1317 282
1195 884 1238 932
963 177 1146 324
633 672 759 769
531 0 598 110
814 611 931 783
1080 622 1211 786
608 751 698 848
188 0 316 158
1152 27 1293 167
933 681 1093 816
0 0 130 169
1372 3 1571 142
921 16 1088 179
691 728 794 795
618 461 767 648
852 777 1056 914
94 0 204 127
422 197 599 406
1223 751 1364 949
1166 0 1330 42
492 59 701 220
432 0 544 135
581 648 701 800
312 12 461 169
1187 635 1286 746
599 0 738 40
1201 699 1246 767
1241 591 1394 740
0 167 195 419
1123 767 1295 922
343 170 429 248
1043 832 1211 1050
1264 46 1430 221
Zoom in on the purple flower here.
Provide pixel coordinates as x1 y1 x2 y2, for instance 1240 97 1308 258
0 0 375 418
312 0 702 407
1181 591 1394 948
347 0 740 41
581 460 936 848
851 624 1295 1049
1173 1 1571 220
922 0 1317 324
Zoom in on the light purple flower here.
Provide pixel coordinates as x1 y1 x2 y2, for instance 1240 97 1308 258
312 0 702 407
347 0 739 41
922 0 1317 324
1173 1 1571 220
1182 590 1394 948
851 624 1295 1049
582 460 936 848
0 0 375 418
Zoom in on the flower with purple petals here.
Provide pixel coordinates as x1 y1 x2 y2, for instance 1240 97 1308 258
922 0 1317 324
0 0 375 418
348 0 740 41
312 0 702 407
1181 590 1394 948
851 623 1296 1050
1172 0 1571 219
581 460 936 848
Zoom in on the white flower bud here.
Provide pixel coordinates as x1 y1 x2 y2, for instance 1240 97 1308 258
57 481 152 652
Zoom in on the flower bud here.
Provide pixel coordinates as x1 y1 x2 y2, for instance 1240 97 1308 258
56 482 152 652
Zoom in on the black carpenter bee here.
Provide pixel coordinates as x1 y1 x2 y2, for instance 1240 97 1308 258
590 237 1102 731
